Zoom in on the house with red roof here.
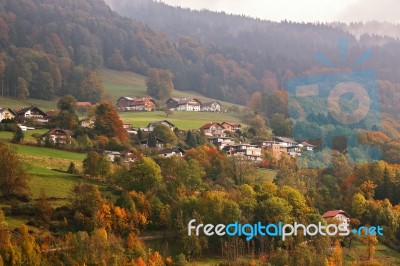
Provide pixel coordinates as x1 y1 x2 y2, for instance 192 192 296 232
322 210 350 225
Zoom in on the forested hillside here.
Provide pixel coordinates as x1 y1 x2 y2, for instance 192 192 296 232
105 0 400 104
0 0 183 102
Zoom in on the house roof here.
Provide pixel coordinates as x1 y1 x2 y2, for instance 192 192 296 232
322 210 350 219
16 106 47 116
200 122 224 130
274 136 298 144
130 97 156 106
166 97 201 105
222 121 241 127
301 141 316 147
43 128 74 137
148 120 175 128
201 101 221 108
157 147 185 155
117 96 134 101
0 107 16 115
45 110 59 117
75 102 92 107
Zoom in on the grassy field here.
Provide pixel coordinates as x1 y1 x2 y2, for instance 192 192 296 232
0 96 57 111
119 110 245 130
101 68 240 108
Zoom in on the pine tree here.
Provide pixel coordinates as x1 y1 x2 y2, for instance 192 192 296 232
185 130 197 148
148 132 157 148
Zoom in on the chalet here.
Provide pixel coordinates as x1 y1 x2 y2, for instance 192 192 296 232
116 97 134 109
166 98 201 111
42 128 73 145
201 101 222 112
0 108 16 121
222 122 242 132
208 137 235 150
16 106 48 123
140 137 166 148
322 210 350 226
200 122 226 137
147 120 176 131
130 98 156 111
80 117 95 128
223 144 262 162
117 97 156 111
157 147 185 158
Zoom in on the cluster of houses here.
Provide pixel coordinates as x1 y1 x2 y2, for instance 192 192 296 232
116 96 222 112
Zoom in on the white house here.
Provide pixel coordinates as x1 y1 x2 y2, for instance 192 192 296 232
147 120 176 131
223 144 262 162
166 98 201 111
322 210 350 226
201 101 222 112
157 147 185 157
0 108 16 121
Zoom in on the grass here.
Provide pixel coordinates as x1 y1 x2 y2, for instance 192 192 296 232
0 95 57 111
100 68 240 107
345 241 400 265
0 129 48 143
119 111 245 130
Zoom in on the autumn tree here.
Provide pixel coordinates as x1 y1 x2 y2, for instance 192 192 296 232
16 77 29 99
94 101 128 143
53 94 79 129
106 49 127 70
153 124 177 145
79 71 104 103
83 151 112 179
146 68 175 100
119 157 163 192
69 182 104 217
0 142 31 199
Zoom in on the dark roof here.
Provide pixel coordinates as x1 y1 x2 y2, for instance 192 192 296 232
301 142 316 147
201 101 221 107
148 120 175 128
200 122 224 130
43 128 73 137
274 136 298 144
0 107 16 115
16 106 47 116
322 210 350 219
158 147 185 155
166 97 201 105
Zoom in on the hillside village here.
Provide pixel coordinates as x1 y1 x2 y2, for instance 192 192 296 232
0 94 315 166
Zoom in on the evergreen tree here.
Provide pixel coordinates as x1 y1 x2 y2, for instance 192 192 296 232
185 130 197 148
148 132 157 148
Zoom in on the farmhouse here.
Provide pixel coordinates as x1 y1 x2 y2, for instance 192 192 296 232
0 107 16 121
200 122 226 137
222 121 242 132
147 120 176 131
117 97 156 111
166 97 201 111
322 210 350 225
16 106 48 123
201 101 222 112
157 147 185 157
42 128 74 145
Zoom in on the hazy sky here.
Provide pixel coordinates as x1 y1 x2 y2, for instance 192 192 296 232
160 0 400 23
